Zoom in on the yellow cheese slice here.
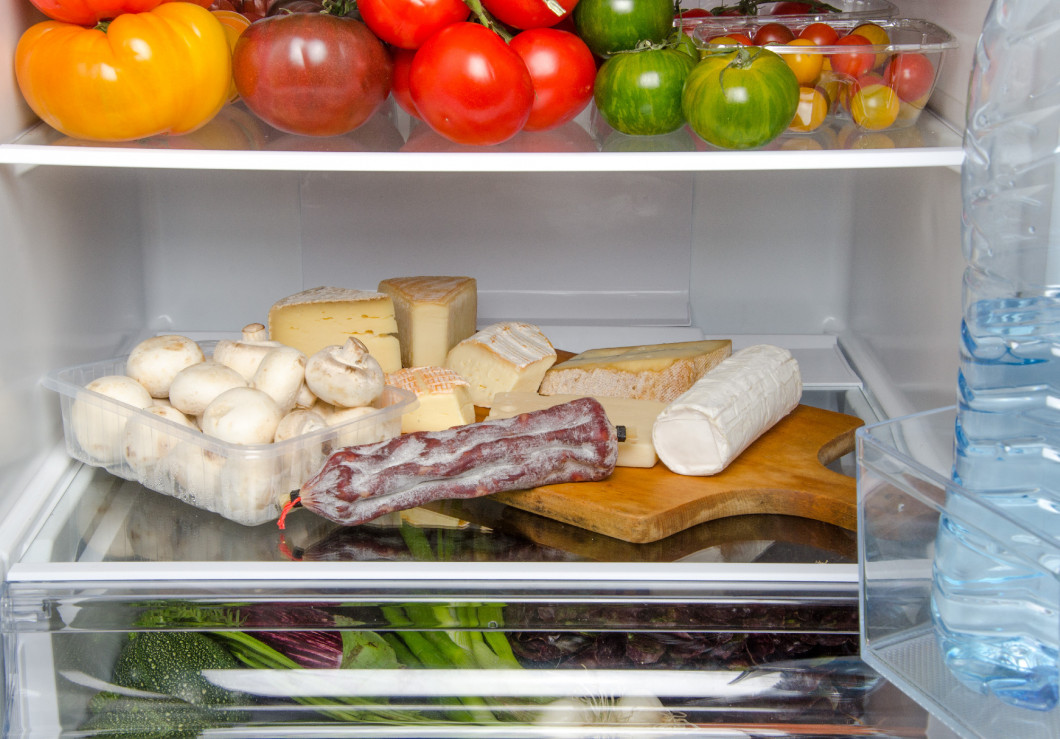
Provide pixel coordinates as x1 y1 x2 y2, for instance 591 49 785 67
378 276 477 369
386 366 475 433
488 391 666 468
539 339 732 403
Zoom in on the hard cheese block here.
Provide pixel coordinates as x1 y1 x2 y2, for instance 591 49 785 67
445 322 557 408
539 339 732 403
378 276 477 369
386 366 475 433
268 286 401 373
488 391 666 468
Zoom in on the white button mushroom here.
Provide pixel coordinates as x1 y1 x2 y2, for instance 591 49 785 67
200 387 283 445
325 404 392 448
123 404 199 478
251 346 308 415
126 335 205 399
304 338 384 409
274 408 331 491
212 323 284 381
274 408 328 443
71 375 154 465
168 361 248 417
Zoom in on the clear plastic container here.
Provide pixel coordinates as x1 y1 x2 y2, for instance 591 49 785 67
678 0 898 24
689 18 957 132
857 407 1060 739
42 344 415 526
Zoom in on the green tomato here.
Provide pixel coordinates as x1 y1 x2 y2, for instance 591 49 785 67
573 0 674 58
682 46 800 150
594 46 698 136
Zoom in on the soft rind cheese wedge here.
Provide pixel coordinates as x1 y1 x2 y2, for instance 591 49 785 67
386 366 475 433
488 391 666 468
378 276 477 369
539 339 732 403
652 344 802 476
445 322 557 408
268 286 401 373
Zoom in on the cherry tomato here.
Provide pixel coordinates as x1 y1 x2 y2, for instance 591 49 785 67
851 21 889 66
705 33 754 48
482 0 579 30
509 27 596 131
753 21 795 45
233 13 393 137
798 21 838 46
358 0 470 49
390 46 419 117
769 1 813 13
884 52 935 102
409 22 535 145
850 73 899 130
210 0 269 21
788 84 828 131
781 37 823 85
829 33 874 78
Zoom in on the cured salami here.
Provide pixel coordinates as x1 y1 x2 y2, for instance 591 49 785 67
293 397 617 526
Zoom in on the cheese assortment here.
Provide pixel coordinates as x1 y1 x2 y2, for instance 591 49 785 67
386 366 476 433
445 321 558 408
488 391 667 468
539 339 732 403
378 276 477 368
268 286 402 373
651 345 802 476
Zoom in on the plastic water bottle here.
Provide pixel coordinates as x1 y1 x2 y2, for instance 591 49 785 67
931 0 1060 712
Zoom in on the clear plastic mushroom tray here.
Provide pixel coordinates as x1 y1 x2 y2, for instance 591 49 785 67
42 343 414 527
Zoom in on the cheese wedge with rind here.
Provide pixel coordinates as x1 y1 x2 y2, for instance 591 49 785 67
378 276 477 369
267 286 401 373
445 322 557 408
386 366 475 433
488 391 666 468
652 344 802 476
539 339 732 403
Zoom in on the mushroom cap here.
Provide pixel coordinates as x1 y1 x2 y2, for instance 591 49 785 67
201 387 283 445
304 338 384 408
71 375 155 464
126 335 205 399
169 361 248 416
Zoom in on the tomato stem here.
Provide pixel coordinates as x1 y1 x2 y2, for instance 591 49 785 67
461 0 513 41
95 19 111 32
321 0 356 16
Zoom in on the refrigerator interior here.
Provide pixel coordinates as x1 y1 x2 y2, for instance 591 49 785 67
0 0 993 735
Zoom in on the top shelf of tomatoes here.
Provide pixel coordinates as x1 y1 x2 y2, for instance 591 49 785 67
7 0 961 167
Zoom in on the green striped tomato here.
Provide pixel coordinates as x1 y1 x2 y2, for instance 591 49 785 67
573 0 673 58
682 46 799 150
593 47 697 136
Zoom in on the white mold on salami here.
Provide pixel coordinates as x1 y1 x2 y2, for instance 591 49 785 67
297 397 617 526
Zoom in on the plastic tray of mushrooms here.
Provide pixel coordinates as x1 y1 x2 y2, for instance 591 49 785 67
42 332 415 527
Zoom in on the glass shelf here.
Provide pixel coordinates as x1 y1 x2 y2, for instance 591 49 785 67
0 102 964 173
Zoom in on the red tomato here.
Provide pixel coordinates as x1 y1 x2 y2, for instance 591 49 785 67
753 22 795 45
769 1 813 13
210 0 268 20
409 22 535 145
676 7 710 17
829 33 874 77
28 0 210 25
233 13 393 137
884 52 935 102
390 46 419 118
798 21 838 46
358 0 470 49
509 27 595 131
482 0 579 30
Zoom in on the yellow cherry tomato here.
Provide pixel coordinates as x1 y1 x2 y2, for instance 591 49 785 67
851 22 890 68
851 79 900 130
782 38 824 86
789 85 829 132
15 3 231 142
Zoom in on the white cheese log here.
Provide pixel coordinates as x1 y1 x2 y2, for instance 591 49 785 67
651 345 801 476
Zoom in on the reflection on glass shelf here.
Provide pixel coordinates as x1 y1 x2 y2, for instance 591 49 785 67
2 99 963 170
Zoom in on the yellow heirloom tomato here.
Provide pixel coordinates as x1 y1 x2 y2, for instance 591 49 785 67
15 3 231 142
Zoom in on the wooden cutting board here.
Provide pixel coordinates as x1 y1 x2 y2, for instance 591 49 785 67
490 404 863 544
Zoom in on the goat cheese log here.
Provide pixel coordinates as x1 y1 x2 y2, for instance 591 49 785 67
296 397 618 526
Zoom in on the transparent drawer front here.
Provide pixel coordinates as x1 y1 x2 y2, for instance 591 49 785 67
857 407 1060 739
2 581 937 738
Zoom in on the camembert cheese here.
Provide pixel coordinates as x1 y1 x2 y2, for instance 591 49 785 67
378 276 477 368
386 366 475 433
445 322 557 408
488 391 666 468
539 339 732 403
651 344 802 476
267 287 401 373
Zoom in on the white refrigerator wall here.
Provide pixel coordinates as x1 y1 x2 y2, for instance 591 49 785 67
0 0 987 538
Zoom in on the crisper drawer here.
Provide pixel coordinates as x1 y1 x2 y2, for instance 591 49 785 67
3 569 931 738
